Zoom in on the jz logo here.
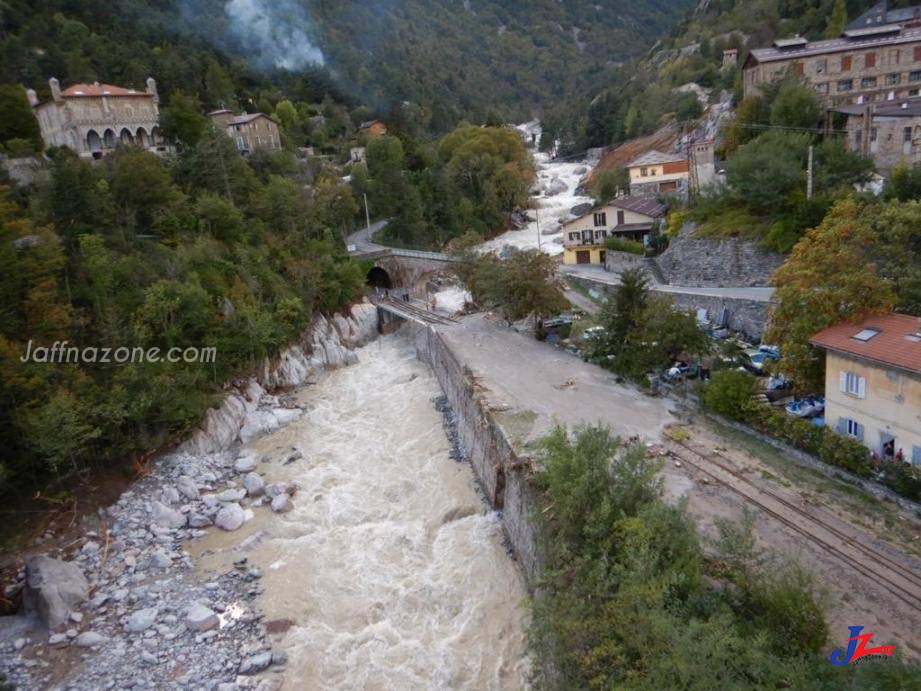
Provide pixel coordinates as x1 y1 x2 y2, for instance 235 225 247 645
829 626 896 666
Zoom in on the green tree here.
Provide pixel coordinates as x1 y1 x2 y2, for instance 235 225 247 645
769 78 821 130
0 84 42 153
825 0 848 39
865 200 921 315
588 166 629 204
766 198 896 393
702 369 759 420
593 267 650 365
160 90 209 147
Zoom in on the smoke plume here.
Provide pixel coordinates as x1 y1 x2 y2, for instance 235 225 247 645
224 0 325 70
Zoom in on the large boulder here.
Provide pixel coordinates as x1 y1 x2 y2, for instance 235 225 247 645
24 556 90 628
215 502 246 531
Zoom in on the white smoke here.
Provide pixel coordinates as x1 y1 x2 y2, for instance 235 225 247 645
224 0 325 70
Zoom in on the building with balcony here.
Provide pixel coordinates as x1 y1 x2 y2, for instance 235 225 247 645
562 196 666 265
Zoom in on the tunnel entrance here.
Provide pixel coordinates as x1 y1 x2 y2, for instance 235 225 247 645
366 266 393 289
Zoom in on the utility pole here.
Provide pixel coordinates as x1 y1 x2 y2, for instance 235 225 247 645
363 193 371 231
806 145 814 200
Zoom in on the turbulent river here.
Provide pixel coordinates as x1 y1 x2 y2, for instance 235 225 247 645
192 334 531 690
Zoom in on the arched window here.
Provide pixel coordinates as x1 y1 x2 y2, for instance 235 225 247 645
120 128 135 145
103 129 117 149
136 127 149 147
86 129 102 152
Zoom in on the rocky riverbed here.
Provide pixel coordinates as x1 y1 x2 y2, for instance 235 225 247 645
0 302 381 690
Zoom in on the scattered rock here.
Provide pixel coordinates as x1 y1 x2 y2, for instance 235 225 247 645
270 494 293 514
48 633 69 648
185 602 219 632
215 488 247 503
126 607 159 633
234 453 257 474
150 501 186 529
282 450 302 465
75 631 107 648
215 503 246 531
176 476 200 500
243 472 265 497
265 483 286 498
13 638 27 651
148 550 173 569
238 651 273 675
188 512 213 528
23 555 90 628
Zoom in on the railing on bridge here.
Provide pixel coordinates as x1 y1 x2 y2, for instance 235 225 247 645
349 246 455 263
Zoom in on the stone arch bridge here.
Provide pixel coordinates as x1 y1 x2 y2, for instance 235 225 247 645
355 248 457 292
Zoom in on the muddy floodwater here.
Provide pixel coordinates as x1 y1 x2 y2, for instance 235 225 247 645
190 334 531 690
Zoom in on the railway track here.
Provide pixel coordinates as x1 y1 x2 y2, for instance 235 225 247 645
377 296 458 326
664 436 921 613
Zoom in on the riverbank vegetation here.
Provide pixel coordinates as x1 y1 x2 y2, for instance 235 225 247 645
530 424 921 688
0 138 366 496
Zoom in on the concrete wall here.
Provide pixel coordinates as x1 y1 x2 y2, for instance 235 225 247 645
666 292 769 341
566 273 769 341
656 233 783 288
413 325 540 578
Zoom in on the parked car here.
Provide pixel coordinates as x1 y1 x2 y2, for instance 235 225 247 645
740 347 780 375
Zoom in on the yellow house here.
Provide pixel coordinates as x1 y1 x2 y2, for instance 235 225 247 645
561 196 666 265
810 313 921 463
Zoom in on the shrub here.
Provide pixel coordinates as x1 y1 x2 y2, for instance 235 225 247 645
604 236 645 255
702 369 759 421
879 460 921 501
818 432 873 477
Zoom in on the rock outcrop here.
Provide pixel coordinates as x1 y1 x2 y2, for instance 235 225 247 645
182 300 379 455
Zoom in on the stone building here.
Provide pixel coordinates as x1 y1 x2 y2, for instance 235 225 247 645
831 98 921 172
848 2 921 31
743 25 921 107
208 110 281 154
28 77 163 158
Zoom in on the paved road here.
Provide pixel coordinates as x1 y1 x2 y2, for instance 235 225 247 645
436 314 673 443
346 220 389 253
559 264 775 303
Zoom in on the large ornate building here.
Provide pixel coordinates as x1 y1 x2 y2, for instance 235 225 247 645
28 77 164 158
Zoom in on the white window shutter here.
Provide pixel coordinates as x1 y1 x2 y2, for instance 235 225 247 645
836 417 846 434
857 376 867 399
839 371 847 392
855 423 865 442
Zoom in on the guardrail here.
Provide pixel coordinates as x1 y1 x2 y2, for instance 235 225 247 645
349 246 456 262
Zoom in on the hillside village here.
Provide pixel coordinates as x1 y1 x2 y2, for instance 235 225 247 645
1 0 921 689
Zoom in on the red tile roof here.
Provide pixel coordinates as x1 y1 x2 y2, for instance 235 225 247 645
608 196 667 218
810 313 921 373
61 83 152 98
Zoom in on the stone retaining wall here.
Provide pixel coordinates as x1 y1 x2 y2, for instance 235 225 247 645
412 325 540 579
656 234 783 287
